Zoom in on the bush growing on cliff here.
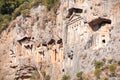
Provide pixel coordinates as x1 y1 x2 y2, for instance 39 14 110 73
102 77 108 80
94 68 102 79
109 64 117 77
44 0 59 11
21 9 30 17
62 75 71 80
94 61 104 68
30 0 42 7
76 71 83 79
45 75 50 80
41 70 50 80
108 59 113 64
109 64 116 73
31 70 40 80
118 61 120 65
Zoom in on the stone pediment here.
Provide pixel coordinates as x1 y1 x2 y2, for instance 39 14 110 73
69 14 81 21
67 14 82 26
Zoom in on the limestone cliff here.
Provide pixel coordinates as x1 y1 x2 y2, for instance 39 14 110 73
0 0 120 80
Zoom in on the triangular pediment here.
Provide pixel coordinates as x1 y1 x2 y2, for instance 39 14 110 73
67 14 82 26
69 13 81 21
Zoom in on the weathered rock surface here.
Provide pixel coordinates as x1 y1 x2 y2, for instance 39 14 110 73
0 0 120 80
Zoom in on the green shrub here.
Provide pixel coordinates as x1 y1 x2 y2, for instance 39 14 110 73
41 70 51 80
12 8 21 19
118 61 120 65
41 70 46 77
2 14 11 21
31 70 40 80
94 61 104 68
44 0 59 11
108 59 113 64
19 2 31 10
62 75 71 80
109 64 117 73
0 14 3 21
21 9 30 17
76 71 83 79
103 77 108 80
0 18 10 33
45 75 50 80
30 0 42 8
101 77 108 80
94 68 102 79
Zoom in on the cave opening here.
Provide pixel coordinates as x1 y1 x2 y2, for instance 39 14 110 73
17 37 31 45
88 17 111 31
42 43 47 46
102 39 106 43
57 38 63 44
47 39 55 45
24 44 33 49
67 53 73 60
62 69 65 72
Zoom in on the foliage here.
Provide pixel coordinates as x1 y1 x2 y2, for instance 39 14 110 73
0 0 32 33
103 77 108 80
45 75 50 80
94 61 104 68
62 75 71 80
0 0 30 15
0 0 60 34
30 0 42 8
108 59 113 64
118 61 120 65
31 70 40 80
41 70 51 80
12 8 21 19
45 0 59 11
41 70 46 77
94 68 102 79
21 9 30 17
109 64 117 73
76 71 83 78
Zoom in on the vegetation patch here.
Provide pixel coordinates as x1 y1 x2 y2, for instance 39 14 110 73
0 0 60 34
109 64 117 73
94 68 102 79
62 75 71 80
94 61 104 69
76 71 83 79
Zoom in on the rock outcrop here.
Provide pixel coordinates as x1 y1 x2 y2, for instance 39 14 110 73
0 0 120 80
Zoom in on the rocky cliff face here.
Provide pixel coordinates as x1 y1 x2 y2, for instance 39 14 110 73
0 0 120 80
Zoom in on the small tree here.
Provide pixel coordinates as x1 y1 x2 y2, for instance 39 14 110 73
21 9 30 17
76 71 83 80
94 61 104 69
109 64 117 77
94 68 102 79
41 70 46 77
62 75 71 80
108 59 113 64
31 70 40 80
45 75 50 80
